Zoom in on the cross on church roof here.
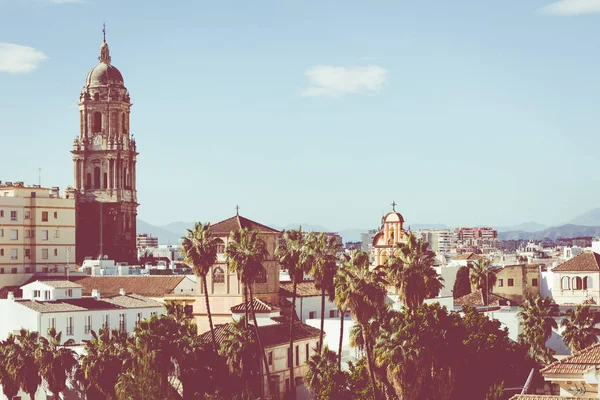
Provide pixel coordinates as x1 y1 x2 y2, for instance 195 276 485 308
391 201 397 212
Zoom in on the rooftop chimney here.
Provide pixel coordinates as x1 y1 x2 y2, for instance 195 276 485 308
7 292 14 301
91 289 100 300
119 288 126 296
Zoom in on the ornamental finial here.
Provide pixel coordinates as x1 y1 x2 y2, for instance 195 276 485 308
99 23 111 64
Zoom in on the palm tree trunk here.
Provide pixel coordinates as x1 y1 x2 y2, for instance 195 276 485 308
203 275 218 354
362 323 379 400
288 280 297 400
338 309 344 370
243 284 249 328
248 285 272 399
319 286 326 353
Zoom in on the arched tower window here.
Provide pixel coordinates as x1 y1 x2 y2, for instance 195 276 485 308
215 239 225 254
389 227 395 243
381 250 388 266
213 267 225 283
122 113 127 134
561 276 570 290
93 167 101 189
111 111 117 135
93 112 102 132
123 167 128 188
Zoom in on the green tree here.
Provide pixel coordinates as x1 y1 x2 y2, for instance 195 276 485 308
306 232 342 353
0 336 21 400
452 266 471 298
561 304 600 353
226 227 273 397
518 296 559 366
181 221 219 352
335 250 387 400
305 346 351 400
385 234 443 312
275 228 310 399
219 318 261 396
468 258 496 305
36 327 78 399
9 329 41 400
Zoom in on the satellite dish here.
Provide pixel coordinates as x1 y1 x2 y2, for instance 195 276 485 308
506 301 511 306
103 255 108 260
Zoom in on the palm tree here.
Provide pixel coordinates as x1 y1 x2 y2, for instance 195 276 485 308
305 345 350 400
36 327 78 399
385 234 444 312
561 305 600 353
9 329 41 400
335 250 387 399
468 258 496 305
220 318 260 396
518 296 559 365
306 232 341 353
226 227 273 398
181 221 219 352
275 228 309 399
0 336 20 400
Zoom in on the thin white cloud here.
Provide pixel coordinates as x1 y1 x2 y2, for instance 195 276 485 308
302 65 388 98
541 0 600 15
0 43 48 73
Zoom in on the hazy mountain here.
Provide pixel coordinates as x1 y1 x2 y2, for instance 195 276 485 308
495 222 548 233
160 221 195 235
567 208 600 227
498 224 600 241
136 219 182 245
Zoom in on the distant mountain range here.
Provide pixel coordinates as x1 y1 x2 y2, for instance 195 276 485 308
137 207 600 245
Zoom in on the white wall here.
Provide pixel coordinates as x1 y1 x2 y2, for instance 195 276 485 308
173 276 197 295
306 316 357 369
288 295 340 323
434 265 460 297
0 298 38 340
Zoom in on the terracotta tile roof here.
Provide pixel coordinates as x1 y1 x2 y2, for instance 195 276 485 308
452 253 483 261
210 214 280 235
14 294 163 313
279 281 322 297
0 286 22 299
552 252 600 272
541 342 600 376
231 298 280 313
510 396 589 400
203 316 321 348
68 276 188 297
454 290 512 307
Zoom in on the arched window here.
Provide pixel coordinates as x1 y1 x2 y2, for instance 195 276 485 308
93 112 102 132
122 113 127 134
103 173 108 189
94 93 100 101
111 111 117 134
573 276 583 290
584 276 589 290
215 239 225 254
123 167 128 188
381 250 387 266
93 167 101 189
213 267 225 283
86 173 92 189
389 227 395 242
256 265 267 284
561 276 570 290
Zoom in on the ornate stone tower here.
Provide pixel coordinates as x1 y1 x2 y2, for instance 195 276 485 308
71 28 138 264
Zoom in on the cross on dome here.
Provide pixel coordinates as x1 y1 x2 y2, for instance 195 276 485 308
391 201 397 212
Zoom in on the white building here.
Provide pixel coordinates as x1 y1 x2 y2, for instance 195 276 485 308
414 229 454 254
0 280 164 343
550 252 600 306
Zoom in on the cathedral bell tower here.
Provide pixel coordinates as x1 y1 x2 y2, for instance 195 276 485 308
71 27 138 264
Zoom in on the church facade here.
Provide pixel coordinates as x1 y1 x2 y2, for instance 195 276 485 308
371 203 409 266
71 31 138 263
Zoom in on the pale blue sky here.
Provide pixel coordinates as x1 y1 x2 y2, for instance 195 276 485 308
1 0 599 230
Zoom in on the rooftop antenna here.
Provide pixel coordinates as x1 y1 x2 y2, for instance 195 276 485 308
235 205 240 216
38 167 41 187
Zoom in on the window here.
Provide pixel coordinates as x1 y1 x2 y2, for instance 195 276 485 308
66 317 74 336
42 249 48 260
0 210 3 217
0 268 4 274
33 290 40 298
44 291 50 300
102 315 110 329
532 278 538 287
256 266 267 283
308 311 316 319
561 276 570 290
31 192 36 198
295 345 299 366
306 343 309 362
285 378 290 394
10 210 17 221
10 249 17 260
25 230 30 238
10 230 18 240
93 111 102 132
94 167 101 189
0 249 3 256
136 312 142 326
573 277 583 290
287 347 292 368
24 211 30 220
85 316 92 334
119 314 126 333
213 267 225 283
381 250 387 265
268 351 273 366
66 289 73 297
54 249 58 257
24 249 30 258
0 229 3 237
329 310 338 318
508 279 514 287
11 268 17 274
216 239 225 254
498 279 504 287
53 211 58 219
54 229 60 238
42 230 49 241
42 211 48 222
25 267 30 273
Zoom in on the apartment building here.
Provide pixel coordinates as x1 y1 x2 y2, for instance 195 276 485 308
136 233 159 249
414 229 454 254
0 182 76 277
